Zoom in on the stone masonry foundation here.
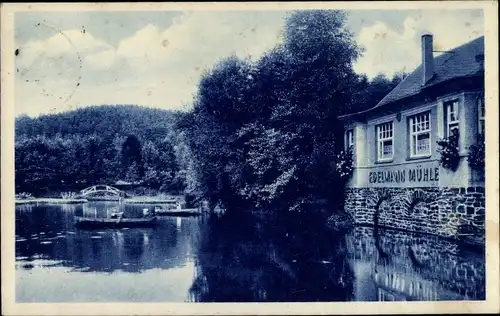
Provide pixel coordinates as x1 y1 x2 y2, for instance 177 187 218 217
344 187 485 246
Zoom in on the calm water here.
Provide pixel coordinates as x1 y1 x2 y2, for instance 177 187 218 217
15 202 485 302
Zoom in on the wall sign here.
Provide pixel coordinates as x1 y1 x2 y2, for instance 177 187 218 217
368 166 439 184
351 160 441 188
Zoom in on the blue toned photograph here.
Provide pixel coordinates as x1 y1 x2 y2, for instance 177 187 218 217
13 7 486 303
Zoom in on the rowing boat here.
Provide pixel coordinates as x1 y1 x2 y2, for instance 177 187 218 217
74 216 158 229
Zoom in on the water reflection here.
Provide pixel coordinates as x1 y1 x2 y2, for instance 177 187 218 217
15 203 484 302
346 226 485 301
188 213 484 302
16 202 198 275
188 213 356 302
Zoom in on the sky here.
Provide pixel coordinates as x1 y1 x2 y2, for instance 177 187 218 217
14 9 484 117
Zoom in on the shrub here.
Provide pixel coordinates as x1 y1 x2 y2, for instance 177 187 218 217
61 192 78 199
468 133 485 171
437 129 460 171
16 192 33 200
335 146 354 180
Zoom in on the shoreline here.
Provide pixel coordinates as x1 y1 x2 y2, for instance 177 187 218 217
15 197 181 205
15 198 88 205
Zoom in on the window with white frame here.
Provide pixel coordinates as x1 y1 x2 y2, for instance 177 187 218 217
345 129 354 150
409 112 431 157
478 96 485 135
376 122 393 161
444 99 459 137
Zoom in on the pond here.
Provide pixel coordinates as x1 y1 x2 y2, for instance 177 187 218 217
15 202 485 302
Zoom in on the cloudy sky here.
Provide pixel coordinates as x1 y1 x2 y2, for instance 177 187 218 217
14 8 484 117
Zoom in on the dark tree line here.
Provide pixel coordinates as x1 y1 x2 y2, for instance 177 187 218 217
15 105 187 194
181 10 405 217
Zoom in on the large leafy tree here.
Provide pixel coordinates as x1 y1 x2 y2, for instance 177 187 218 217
184 10 365 215
184 56 257 209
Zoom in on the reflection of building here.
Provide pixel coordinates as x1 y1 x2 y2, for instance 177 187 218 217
352 261 464 301
347 226 485 301
374 269 439 301
340 34 485 243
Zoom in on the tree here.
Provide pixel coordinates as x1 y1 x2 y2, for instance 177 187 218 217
142 140 161 188
125 161 142 183
121 134 144 178
157 138 180 192
345 71 408 115
183 10 364 215
241 10 362 213
184 55 257 209
140 138 179 191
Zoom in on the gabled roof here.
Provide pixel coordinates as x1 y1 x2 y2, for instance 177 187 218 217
341 36 484 119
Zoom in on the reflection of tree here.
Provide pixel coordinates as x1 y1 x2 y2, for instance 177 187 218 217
16 205 73 261
124 230 145 262
189 212 355 302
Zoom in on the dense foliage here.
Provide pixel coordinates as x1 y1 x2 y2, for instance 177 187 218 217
182 10 403 216
15 105 190 194
335 146 354 181
437 129 461 171
468 133 485 171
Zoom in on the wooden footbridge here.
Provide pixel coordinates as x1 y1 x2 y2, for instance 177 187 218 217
80 185 124 197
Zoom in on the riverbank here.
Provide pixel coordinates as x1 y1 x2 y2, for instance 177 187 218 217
15 198 88 205
15 196 183 205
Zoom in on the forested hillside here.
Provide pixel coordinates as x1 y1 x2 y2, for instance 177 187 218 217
15 105 191 194
15 105 175 142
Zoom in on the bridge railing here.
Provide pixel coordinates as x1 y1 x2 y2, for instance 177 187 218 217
80 185 123 197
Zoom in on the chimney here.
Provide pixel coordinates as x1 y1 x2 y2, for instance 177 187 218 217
421 34 434 85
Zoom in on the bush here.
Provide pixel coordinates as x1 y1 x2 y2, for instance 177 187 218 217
335 146 354 180
468 133 485 171
437 129 460 171
16 192 33 200
61 192 78 199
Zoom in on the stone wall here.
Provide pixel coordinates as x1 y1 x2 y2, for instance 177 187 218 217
344 186 485 246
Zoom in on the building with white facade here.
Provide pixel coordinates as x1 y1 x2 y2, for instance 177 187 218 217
340 34 485 245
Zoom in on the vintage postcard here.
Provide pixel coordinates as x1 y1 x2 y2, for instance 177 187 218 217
1 1 499 315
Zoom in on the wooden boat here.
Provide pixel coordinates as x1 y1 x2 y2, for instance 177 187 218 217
74 216 158 229
154 207 202 217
